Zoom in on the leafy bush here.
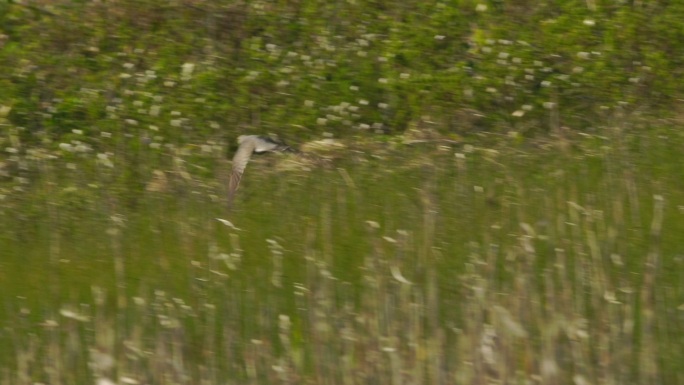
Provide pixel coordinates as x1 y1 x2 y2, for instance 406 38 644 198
1 0 683 146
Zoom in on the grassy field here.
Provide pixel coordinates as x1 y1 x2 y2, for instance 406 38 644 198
1 128 683 384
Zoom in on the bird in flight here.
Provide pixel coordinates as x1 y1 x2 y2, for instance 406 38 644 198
227 135 297 207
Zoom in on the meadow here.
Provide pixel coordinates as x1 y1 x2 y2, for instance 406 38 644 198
2 2 684 383
1 126 682 385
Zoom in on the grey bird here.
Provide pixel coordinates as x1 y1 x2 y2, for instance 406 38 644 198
227 135 297 207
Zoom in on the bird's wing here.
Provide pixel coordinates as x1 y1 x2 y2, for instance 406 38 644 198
227 141 255 206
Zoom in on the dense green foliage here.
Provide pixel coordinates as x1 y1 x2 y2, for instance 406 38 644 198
1 0 683 146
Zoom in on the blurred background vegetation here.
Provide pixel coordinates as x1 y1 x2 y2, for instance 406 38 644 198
1 0 683 145
1 1 684 384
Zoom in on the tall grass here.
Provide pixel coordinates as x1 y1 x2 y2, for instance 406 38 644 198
1 128 683 384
